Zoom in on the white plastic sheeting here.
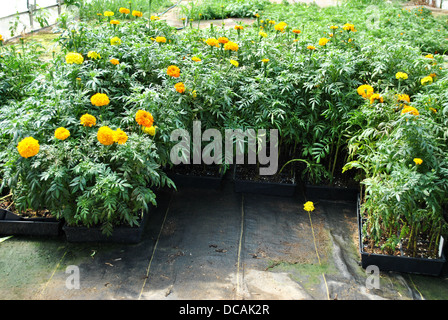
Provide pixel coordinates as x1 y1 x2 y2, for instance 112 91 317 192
0 0 65 41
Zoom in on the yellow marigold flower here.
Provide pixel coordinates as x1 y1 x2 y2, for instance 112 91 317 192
135 110 154 128
396 72 408 80
119 7 130 14
274 21 287 32
110 58 120 65
97 13 102 16
369 93 383 104
97 126 116 146
104 11 114 17
17 137 40 158
259 31 267 38
110 19 120 25
87 51 101 60
342 23 356 32
429 107 437 113
303 201 315 212
205 38 219 47
65 52 84 64
54 127 70 140
230 59 239 67
396 93 410 103
132 10 143 17
114 128 128 145
167 65 180 78
143 125 157 136
425 54 434 59
261 58 269 63
318 37 330 46
269 20 275 24
224 41 239 51
218 37 229 44
80 114 97 127
90 93 110 107
401 106 419 116
174 82 186 93
110 36 122 46
329 25 339 30
357 84 374 99
413 158 423 165
155 36 167 43
234 25 244 30
0 34 3 42
421 76 433 85
307 45 316 50
150 15 160 21
192 56 201 62
292 29 301 34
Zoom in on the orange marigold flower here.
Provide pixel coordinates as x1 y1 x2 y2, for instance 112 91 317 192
110 58 120 65
17 137 40 158
119 7 130 14
54 127 70 140
174 82 186 93
369 93 383 104
224 41 239 51
167 65 180 78
218 37 229 44
135 110 154 128
97 126 116 146
90 93 110 107
80 114 97 127
205 38 219 47
401 106 419 116
114 128 128 144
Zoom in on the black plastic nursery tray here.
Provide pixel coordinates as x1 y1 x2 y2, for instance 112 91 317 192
0 208 62 237
233 165 297 197
63 211 149 244
357 198 446 276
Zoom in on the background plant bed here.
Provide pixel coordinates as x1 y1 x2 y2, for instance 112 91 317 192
0 208 63 237
356 197 446 276
62 211 149 244
233 164 297 197
166 164 225 189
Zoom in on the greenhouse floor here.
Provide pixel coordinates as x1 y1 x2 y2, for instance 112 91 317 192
1 174 448 301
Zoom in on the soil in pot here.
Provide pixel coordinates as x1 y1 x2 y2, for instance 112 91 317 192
0 194 54 219
168 164 225 178
234 164 295 184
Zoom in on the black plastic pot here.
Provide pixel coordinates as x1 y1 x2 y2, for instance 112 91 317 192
62 211 148 244
233 165 297 197
357 196 446 276
167 168 225 189
0 208 63 237
305 184 359 202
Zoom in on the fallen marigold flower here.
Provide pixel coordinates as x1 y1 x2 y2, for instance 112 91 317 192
303 201 315 212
